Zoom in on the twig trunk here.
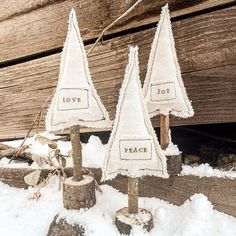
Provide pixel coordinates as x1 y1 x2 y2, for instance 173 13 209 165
128 177 138 214
70 125 82 181
160 114 169 149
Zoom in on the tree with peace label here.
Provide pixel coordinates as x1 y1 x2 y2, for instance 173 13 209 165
103 46 168 234
143 4 194 150
46 9 111 210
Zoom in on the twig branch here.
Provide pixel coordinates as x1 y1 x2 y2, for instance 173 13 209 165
87 0 143 55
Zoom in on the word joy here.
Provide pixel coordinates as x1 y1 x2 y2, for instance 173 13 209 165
124 147 147 153
157 88 170 94
62 97 81 103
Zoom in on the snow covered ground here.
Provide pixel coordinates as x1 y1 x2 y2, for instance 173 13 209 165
0 132 236 235
0 177 236 236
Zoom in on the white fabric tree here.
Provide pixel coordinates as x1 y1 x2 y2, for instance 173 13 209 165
143 4 194 118
103 46 168 180
46 9 111 132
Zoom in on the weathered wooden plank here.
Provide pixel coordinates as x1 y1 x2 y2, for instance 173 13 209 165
0 0 234 63
0 7 235 140
0 167 235 217
0 7 236 139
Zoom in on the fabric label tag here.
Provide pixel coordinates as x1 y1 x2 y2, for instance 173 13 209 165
57 88 89 111
150 82 176 102
119 138 152 160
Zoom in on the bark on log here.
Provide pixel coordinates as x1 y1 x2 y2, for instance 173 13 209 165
166 153 183 176
47 215 85 236
63 175 96 210
115 207 153 235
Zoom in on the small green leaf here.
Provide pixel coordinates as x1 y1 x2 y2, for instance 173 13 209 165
48 143 58 149
61 157 67 168
24 170 41 186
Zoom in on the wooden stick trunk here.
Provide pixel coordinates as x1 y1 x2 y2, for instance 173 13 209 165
160 114 170 149
70 125 82 181
128 177 138 214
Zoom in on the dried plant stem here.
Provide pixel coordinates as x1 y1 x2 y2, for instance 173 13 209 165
87 0 143 55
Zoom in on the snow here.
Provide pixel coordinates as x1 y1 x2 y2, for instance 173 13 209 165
0 177 63 236
0 133 235 179
0 132 236 235
0 180 235 236
0 133 105 169
163 140 180 156
181 163 236 179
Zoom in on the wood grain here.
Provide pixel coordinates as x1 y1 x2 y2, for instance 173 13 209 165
0 7 235 140
0 0 234 63
1 167 235 217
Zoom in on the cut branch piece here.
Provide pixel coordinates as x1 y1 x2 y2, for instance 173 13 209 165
160 114 170 149
0 145 32 161
70 125 82 181
128 177 138 214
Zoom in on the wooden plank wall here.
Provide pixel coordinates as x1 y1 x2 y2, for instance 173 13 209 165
0 0 235 140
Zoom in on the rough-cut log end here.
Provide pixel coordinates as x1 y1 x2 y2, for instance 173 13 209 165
115 207 153 235
63 175 96 210
166 153 182 176
47 215 85 236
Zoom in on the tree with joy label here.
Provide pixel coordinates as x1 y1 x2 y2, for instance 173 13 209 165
103 46 168 234
143 4 194 174
46 9 111 210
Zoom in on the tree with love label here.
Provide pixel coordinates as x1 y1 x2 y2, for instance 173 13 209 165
143 4 194 174
46 9 111 211
103 46 168 234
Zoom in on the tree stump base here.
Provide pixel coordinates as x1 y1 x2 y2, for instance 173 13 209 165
63 175 96 210
166 153 182 176
115 207 153 235
47 215 85 236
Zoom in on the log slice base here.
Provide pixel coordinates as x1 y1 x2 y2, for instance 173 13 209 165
63 175 96 210
166 153 182 176
47 215 85 236
115 207 153 235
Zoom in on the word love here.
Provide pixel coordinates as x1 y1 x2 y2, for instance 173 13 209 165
63 97 81 103
125 147 147 153
58 88 88 111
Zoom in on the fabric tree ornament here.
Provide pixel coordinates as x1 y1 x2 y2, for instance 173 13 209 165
143 4 194 149
143 4 194 118
103 46 168 180
45 9 111 211
46 9 111 132
103 46 168 234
